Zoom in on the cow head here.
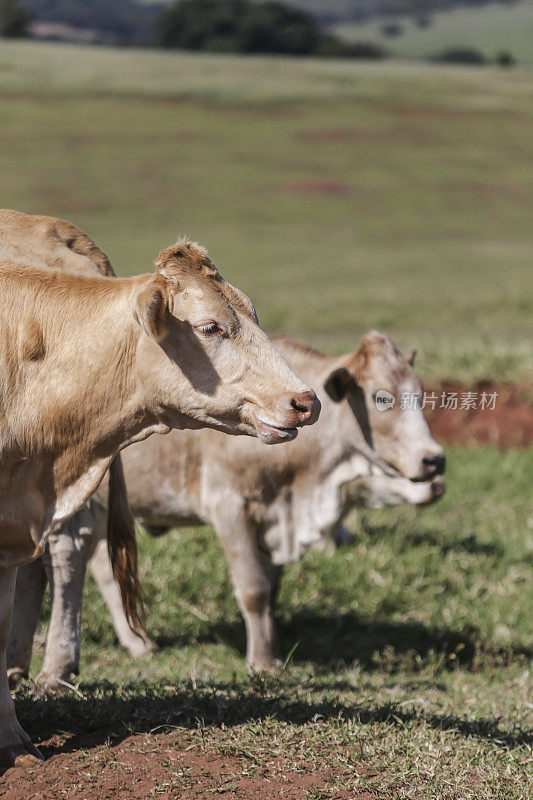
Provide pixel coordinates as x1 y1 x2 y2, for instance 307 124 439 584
324 331 445 482
134 240 320 444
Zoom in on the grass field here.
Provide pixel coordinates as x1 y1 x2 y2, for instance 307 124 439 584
0 41 532 381
336 0 533 66
1 41 531 798
16 447 532 798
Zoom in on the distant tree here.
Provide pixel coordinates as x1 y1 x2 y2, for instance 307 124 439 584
317 36 387 59
0 0 31 37
496 50 515 67
241 2 319 55
157 0 320 55
157 0 248 52
342 40 387 58
431 47 487 64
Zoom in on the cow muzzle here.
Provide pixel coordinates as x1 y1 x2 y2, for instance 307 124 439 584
288 390 321 427
251 390 321 444
422 454 446 478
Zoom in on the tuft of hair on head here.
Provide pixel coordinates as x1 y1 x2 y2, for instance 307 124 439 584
154 237 219 279
361 330 388 348
360 330 400 358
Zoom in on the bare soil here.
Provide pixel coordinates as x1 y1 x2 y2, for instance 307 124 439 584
426 382 532 448
0 730 368 800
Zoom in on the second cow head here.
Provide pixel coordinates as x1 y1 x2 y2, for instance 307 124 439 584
324 331 445 481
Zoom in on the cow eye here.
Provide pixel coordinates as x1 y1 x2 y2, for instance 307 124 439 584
194 320 220 336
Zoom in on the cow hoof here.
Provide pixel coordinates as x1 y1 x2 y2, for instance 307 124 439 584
0 737 43 770
34 672 66 695
7 668 27 690
14 752 43 769
248 658 279 673
126 638 159 659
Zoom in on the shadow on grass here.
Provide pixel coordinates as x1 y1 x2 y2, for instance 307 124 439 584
16 679 531 760
362 522 506 558
404 530 506 558
156 610 531 673
277 611 532 670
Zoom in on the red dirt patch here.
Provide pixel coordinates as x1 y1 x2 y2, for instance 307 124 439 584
283 180 352 196
426 383 532 448
0 731 369 800
298 127 396 144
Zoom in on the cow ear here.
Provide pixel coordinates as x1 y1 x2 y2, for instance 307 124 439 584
134 282 168 341
405 348 417 366
324 367 352 403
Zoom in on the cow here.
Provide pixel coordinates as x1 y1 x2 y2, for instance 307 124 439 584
8 332 445 689
0 209 115 278
0 230 320 768
0 208 143 654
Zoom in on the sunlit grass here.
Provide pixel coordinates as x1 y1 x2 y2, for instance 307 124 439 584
21 447 532 798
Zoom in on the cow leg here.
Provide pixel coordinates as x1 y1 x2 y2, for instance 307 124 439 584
88 503 156 658
213 503 278 672
35 510 94 692
0 566 43 769
7 559 47 688
265 563 282 665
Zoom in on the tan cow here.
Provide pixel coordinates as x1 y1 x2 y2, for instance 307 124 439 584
9 333 445 686
0 229 319 767
0 209 114 278
0 208 143 638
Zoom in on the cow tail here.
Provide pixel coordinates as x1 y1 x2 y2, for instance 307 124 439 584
107 455 145 633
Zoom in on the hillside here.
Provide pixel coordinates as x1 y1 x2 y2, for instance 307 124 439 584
276 0 525 25
21 0 528 42
24 0 164 43
335 0 533 64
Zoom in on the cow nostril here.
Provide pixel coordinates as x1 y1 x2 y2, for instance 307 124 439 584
290 391 320 424
423 454 446 475
291 396 311 419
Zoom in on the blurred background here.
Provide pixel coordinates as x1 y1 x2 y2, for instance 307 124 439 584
1 0 532 383
2 2 531 797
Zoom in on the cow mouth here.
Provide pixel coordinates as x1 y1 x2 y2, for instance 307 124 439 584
428 475 446 497
415 475 446 504
252 413 298 444
381 460 441 486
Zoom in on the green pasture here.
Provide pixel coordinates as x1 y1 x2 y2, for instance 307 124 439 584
336 0 533 66
0 41 532 381
19 446 533 798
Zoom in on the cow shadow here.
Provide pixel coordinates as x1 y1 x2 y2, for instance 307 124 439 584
403 530 505 558
15 677 530 764
154 609 531 673
359 522 506 558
